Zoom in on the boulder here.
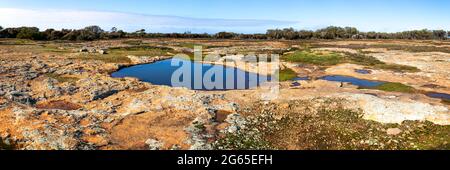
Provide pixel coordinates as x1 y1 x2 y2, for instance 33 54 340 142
79 47 89 53
145 138 164 150
88 48 97 53
7 91 36 105
386 128 402 135
98 49 108 55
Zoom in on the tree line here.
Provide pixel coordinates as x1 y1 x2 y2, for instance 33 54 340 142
0 25 448 41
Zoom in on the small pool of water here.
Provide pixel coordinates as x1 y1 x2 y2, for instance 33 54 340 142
319 75 450 101
355 69 372 74
292 74 450 102
320 75 385 87
292 77 310 81
111 58 271 90
425 92 450 100
291 82 301 87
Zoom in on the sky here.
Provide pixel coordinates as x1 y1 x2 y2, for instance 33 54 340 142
0 0 449 33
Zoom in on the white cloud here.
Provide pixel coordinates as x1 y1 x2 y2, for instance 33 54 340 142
0 8 299 33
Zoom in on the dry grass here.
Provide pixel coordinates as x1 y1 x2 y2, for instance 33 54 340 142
311 43 450 53
74 46 174 63
283 49 420 72
45 73 79 83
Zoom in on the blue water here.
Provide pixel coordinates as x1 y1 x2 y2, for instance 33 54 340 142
425 92 450 100
291 82 301 87
292 77 310 81
320 75 450 101
320 75 385 87
111 58 271 90
355 69 372 74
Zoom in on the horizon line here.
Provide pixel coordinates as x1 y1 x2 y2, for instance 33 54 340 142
1 7 449 34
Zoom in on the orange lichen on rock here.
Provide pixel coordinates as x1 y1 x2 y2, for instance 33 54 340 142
109 110 193 150
35 100 81 110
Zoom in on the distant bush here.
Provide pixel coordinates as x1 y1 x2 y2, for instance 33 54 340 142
16 27 43 40
214 31 236 39
0 25 448 41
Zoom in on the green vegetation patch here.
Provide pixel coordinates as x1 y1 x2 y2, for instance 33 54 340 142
2 42 73 54
344 52 420 72
45 73 79 83
123 40 144 46
0 39 36 45
373 63 420 72
278 68 297 81
343 52 384 66
74 46 174 63
283 49 419 73
283 50 343 66
312 43 450 54
368 82 416 93
374 44 450 53
16 39 36 45
108 46 174 57
37 44 72 53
